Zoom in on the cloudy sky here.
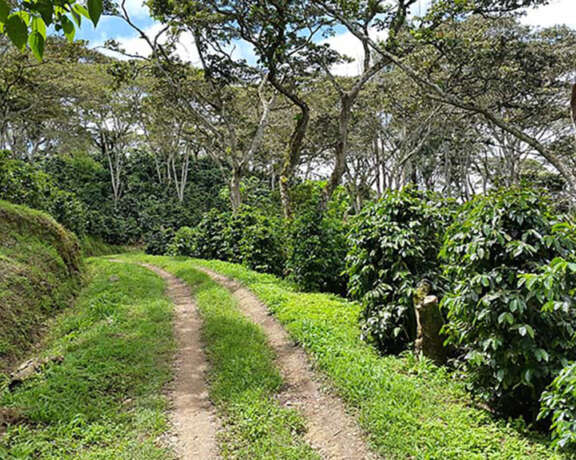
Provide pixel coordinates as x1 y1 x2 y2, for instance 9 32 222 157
75 0 576 74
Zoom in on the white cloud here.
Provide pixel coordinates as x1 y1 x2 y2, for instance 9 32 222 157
322 28 388 77
522 0 576 28
94 23 201 65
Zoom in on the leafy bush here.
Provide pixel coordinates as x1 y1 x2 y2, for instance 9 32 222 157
169 207 286 276
0 153 87 236
440 188 576 418
145 226 176 255
168 226 198 257
287 208 348 294
237 213 286 276
223 207 260 263
192 209 231 260
346 188 452 353
540 362 576 451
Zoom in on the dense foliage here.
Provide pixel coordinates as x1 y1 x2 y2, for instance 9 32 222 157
168 207 286 276
346 189 452 353
540 362 576 451
287 208 348 294
0 151 228 244
440 189 576 419
0 153 87 235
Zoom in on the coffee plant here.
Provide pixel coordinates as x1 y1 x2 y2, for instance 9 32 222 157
440 188 576 418
346 188 453 353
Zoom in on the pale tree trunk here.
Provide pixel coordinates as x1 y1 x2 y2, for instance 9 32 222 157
230 165 242 212
172 146 191 202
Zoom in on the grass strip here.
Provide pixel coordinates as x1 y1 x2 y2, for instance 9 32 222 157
123 256 319 459
0 259 174 459
178 257 559 459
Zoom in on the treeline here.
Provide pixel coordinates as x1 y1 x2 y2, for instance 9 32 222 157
2 11 576 220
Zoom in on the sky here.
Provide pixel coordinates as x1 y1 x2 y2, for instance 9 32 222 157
74 0 576 75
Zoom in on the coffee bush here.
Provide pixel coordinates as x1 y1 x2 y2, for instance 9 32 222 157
441 188 576 418
540 362 576 451
287 208 348 294
346 188 452 353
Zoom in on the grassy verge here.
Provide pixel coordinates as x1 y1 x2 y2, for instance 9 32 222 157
0 259 175 459
119 255 319 459
0 201 83 368
131 256 558 460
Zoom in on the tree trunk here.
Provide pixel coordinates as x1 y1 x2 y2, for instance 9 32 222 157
279 106 310 219
414 282 446 365
321 96 353 209
230 166 242 213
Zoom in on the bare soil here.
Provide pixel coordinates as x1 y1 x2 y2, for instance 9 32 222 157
196 266 376 460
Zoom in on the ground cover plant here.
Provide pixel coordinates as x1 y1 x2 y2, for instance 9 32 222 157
137 255 559 459
120 254 319 459
0 201 83 367
0 259 175 459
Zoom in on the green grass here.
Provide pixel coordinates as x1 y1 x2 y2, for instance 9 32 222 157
122 255 561 460
0 201 83 367
118 255 319 459
0 259 175 459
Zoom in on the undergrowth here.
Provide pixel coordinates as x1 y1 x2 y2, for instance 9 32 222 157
0 259 175 459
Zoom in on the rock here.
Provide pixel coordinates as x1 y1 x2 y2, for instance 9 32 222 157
109 275 120 282
8 356 63 391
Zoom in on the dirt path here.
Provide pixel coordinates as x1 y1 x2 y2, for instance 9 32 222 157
140 263 220 460
196 266 376 460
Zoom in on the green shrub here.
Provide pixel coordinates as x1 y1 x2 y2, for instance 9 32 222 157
287 208 348 294
0 154 87 236
192 209 231 260
346 188 452 353
237 213 285 276
223 207 260 263
540 362 576 451
169 207 286 276
168 226 198 257
145 226 176 255
440 188 576 419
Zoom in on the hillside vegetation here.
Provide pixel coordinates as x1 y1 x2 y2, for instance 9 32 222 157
0 201 83 367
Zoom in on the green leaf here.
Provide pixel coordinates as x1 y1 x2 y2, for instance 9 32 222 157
87 0 103 26
5 14 28 51
34 0 54 26
28 30 45 60
0 0 10 23
61 15 75 43
31 16 46 39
